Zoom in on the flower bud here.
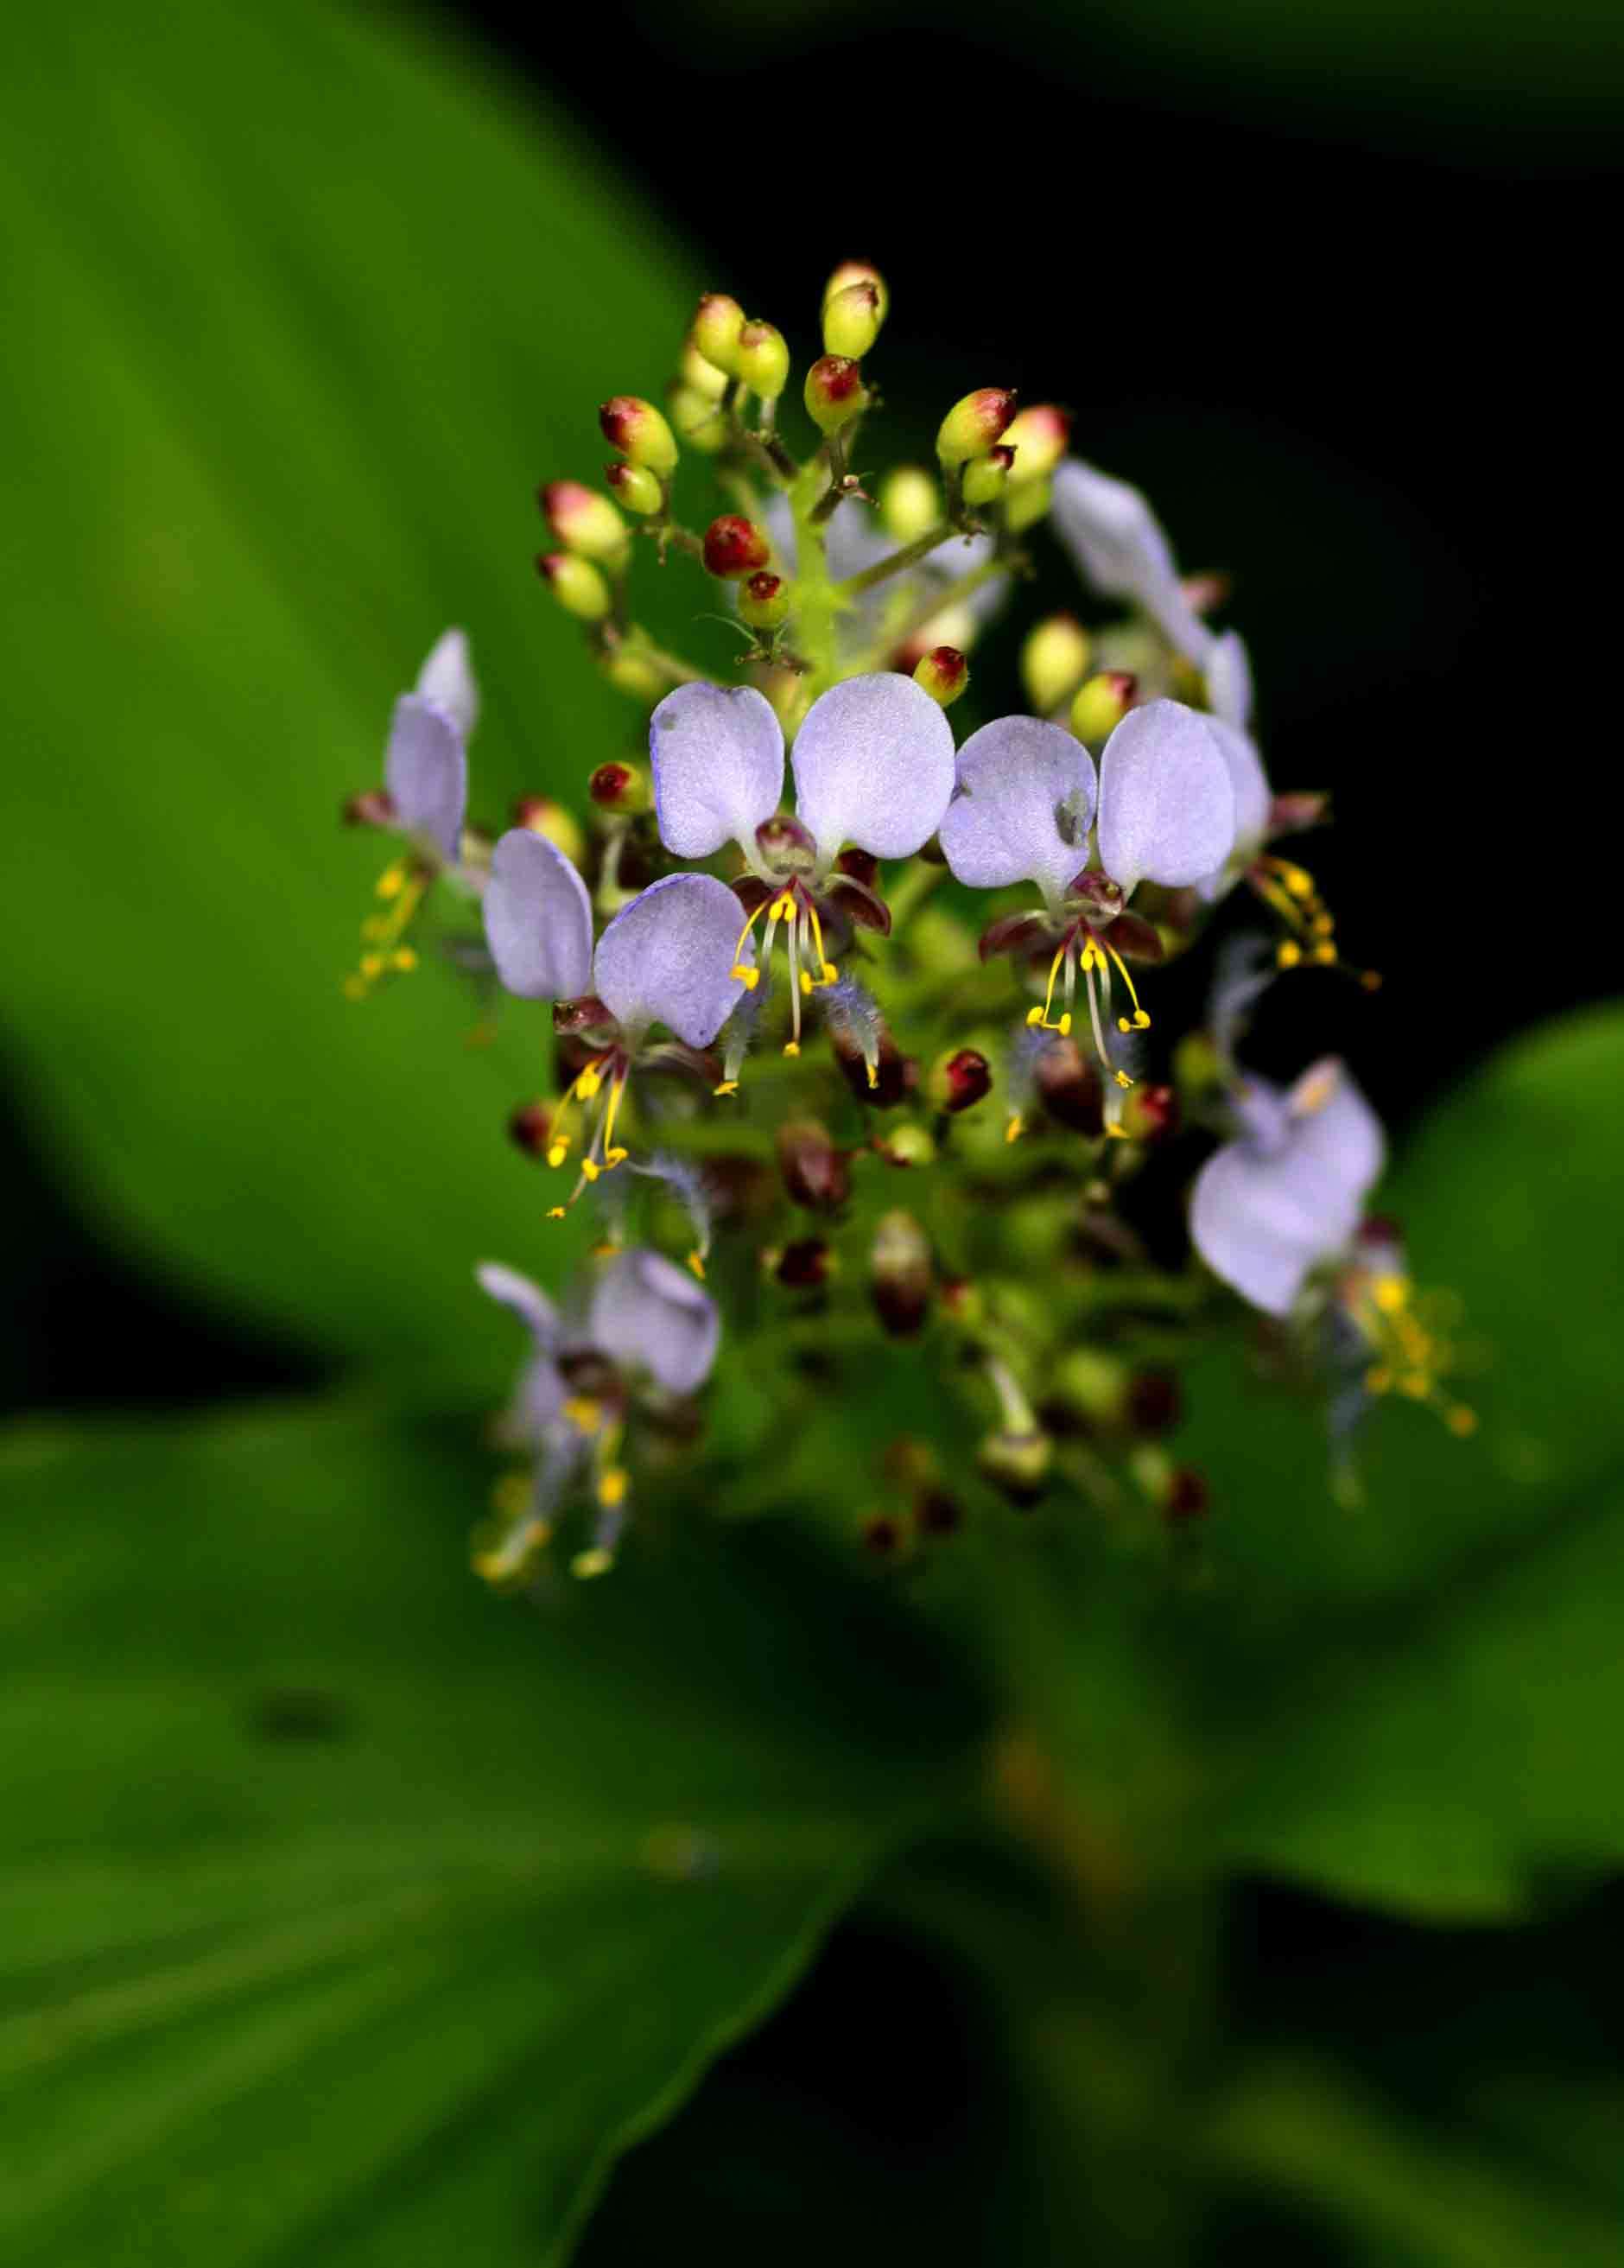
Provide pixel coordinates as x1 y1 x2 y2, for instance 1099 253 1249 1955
679 335 730 402
1070 670 1137 743
876 1122 936 1168
977 1428 1051 1505
915 1490 963 1539
1004 476 1053 537
961 446 1015 509
879 465 941 543
913 645 968 707
539 479 626 562
928 1047 992 1114
936 388 1018 468
1034 1035 1105 1134
822 260 889 326
940 1275 982 1327
860 1513 904 1559
599 648 667 702
776 1120 850 1212
587 760 650 814
693 293 746 376
1051 1347 1130 1428
605 461 664 517
343 787 396 828
511 794 587 866
1002 404 1071 483
1020 615 1093 713
1120 1081 1180 1145
739 570 790 631
870 1209 933 1337
736 320 790 399
1166 1467 1210 1525
804 354 868 435
666 383 726 454
599 394 678 474
776 1236 834 1290
703 514 771 581
822 279 884 359
507 1100 553 1159
536 550 612 622
1127 1369 1182 1437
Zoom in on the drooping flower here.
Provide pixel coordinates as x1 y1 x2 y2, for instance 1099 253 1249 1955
482 831 752 1202
1189 1058 1385 1316
474 1248 720 1579
939 699 1235 1080
648 673 955 1051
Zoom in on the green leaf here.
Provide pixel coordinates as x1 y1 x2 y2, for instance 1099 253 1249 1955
0 1402 975 2263
0 4 711 1388
1186 1005 1624 1915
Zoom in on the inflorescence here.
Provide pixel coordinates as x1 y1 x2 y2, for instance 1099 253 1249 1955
340 261 1472 1581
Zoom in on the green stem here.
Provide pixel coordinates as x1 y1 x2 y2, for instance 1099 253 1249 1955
855 552 1011 672
832 519 957 601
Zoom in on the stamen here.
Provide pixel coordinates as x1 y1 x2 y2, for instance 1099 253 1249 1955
1104 942 1151 1033
1025 940 1075 1036
345 861 428 998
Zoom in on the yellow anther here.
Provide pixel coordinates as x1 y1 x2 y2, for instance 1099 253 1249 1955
732 964 760 988
571 1547 615 1580
1025 1005 1045 1027
1312 941 1336 964
1104 1121 1130 1140
342 975 367 1001
580 1159 601 1182
821 962 838 985
1056 1013 1073 1035
1372 1275 1409 1314
783 1040 801 1058
800 970 814 995
574 1063 603 1101
770 894 792 922
598 1467 629 1510
687 1251 707 1280
605 1145 629 1167
391 947 418 972
1113 1070 1133 1090
866 1062 879 1090
714 1079 739 1097
1005 1112 1025 1144
547 1140 570 1167
1277 940 1304 969
1312 913 1335 937
376 865 406 900
547 1205 567 1220
562 1396 603 1433
360 951 385 982
1446 1404 1478 1437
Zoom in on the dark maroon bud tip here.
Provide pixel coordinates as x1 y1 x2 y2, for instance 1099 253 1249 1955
1166 1467 1210 1525
915 1490 962 1538
343 788 396 828
777 1236 833 1289
507 1101 553 1159
862 1515 903 1557
1126 1369 1182 1436
588 761 638 810
551 994 614 1035
702 514 771 581
777 1121 851 1213
939 1047 992 1114
1125 1083 1180 1144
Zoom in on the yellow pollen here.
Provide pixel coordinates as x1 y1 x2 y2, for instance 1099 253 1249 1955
546 1205 567 1220
391 947 417 972
580 1159 601 1182
360 952 385 982
1113 1070 1133 1090
687 1251 707 1280
714 1079 739 1097
1312 941 1336 964
1372 1275 1408 1314
571 1547 615 1580
733 964 760 988
574 1063 603 1101
799 971 814 995
562 1396 603 1433
1005 1112 1025 1144
866 1062 879 1090
376 864 406 900
1104 1121 1130 1140
1277 940 1304 969
597 1467 629 1509
783 1040 801 1058
547 1140 570 1168
605 1145 629 1167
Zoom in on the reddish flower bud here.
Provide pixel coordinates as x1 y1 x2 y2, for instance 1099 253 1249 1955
776 1120 850 1212
507 1100 553 1158
587 760 650 814
928 1046 993 1114
915 1490 962 1539
804 354 868 435
703 514 771 580
1166 1466 1210 1525
344 788 396 828
536 550 612 622
913 645 968 708
599 394 678 473
777 1236 833 1289
1002 403 1072 482
538 479 626 562
870 1210 933 1337
739 570 790 631
604 461 663 517
1121 1082 1180 1145
1127 1370 1182 1437
936 388 1018 468
1034 1035 1105 1134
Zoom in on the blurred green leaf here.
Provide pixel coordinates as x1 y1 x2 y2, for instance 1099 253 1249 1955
0 3 711 1390
0 1402 974 2263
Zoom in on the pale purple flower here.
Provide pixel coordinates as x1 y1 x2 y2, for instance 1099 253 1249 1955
482 833 752 1196
1204 629 1253 733
938 699 1235 1080
377 629 477 863
415 626 479 740
649 673 955 1049
1051 459 1215 670
587 1248 720 1396
1189 1058 1385 1316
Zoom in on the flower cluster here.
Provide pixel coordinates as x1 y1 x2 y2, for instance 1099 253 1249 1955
341 260 1471 1580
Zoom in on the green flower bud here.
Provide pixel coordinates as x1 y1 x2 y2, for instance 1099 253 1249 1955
977 1427 1052 1504
912 645 968 708
1004 475 1053 537
822 279 883 359
511 793 586 866
739 571 790 631
679 335 729 402
936 388 1018 468
667 383 727 454
1002 403 1071 482
538 479 627 562
605 461 664 517
961 445 1014 509
877 1122 936 1168
536 550 612 622
599 648 667 702
879 465 941 542
1051 1347 1130 1427
599 394 678 474
871 1209 933 1337
1070 670 1137 743
736 319 790 400
822 259 889 327
1021 615 1093 713
804 354 868 435
692 291 746 378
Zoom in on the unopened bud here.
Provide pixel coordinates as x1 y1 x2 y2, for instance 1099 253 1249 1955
936 388 1018 468
739 571 790 631
833 1025 910 1109
587 760 650 814
703 514 771 580
736 320 790 399
1002 403 1071 482
1127 1370 1182 1436
912 645 968 708
344 787 396 828
692 292 746 376
928 1046 992 1113
1120 1081 1180 1144
861 1512 904 1559
776 1120 850 1212
915 1490 963 1538
977 1428 1052 1505
599 649 667 702
679 335 730 402
940 1275 983 1326
605 461 664 517
1034 1035 1104 1134
1166 1467 1210 1525
822 279 884 359
870 1210 933 1337
511 794 587 866
823 260 890 325
1052 1347 1130 1427
776 1236 834 1290
507 1100 553 1159
1004 475 1053 537
1070 671 1137 742
961 446 1015 509
536 550 612 622
804 355 868 435
667 383 726 453
876 1122 936 1168
1021 615 1093 713
879 465 941 542
599 394 678 474
539 479 626 562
